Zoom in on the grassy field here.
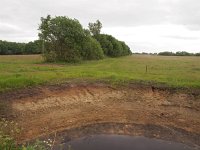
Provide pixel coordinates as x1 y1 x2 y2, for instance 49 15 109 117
0 54 200 92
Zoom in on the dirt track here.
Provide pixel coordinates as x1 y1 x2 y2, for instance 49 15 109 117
0 83 200 147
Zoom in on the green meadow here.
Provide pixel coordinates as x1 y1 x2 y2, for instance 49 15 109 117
0 54 200 92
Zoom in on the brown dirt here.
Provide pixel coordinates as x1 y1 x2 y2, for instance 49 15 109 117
0 83 200 147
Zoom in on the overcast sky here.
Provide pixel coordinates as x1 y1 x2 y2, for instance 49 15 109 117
0 0 200 53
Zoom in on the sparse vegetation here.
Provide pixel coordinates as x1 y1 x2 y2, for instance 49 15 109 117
0 118 50 150
0 118 21 150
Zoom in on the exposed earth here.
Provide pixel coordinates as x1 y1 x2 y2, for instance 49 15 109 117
0 82 200 148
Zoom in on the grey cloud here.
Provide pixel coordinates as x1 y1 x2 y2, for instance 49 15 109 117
162 35 200 40
1 0 199 28
169 0 200 30
0 0 200 52
0 23 21 35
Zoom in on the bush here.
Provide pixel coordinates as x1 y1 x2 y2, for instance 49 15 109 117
107 35 123 57
82 36 104 60
120 41 132 56
94 34 131 57
43 50 57 62
94 34 113 56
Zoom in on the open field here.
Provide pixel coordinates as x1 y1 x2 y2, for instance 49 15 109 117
0 55 200 149
0 54 200 92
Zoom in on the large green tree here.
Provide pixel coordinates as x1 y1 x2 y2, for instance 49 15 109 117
39 15 104 62
88 20 102 36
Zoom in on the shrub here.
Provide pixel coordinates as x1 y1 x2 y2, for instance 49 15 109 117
43 50 57 62
120 41 132 56
94 34 113 56
94 34 131 57
82 36 104 60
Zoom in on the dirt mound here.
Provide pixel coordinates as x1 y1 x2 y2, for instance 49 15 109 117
0 83 200 146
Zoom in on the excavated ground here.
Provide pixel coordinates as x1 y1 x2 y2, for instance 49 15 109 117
0 83 200 148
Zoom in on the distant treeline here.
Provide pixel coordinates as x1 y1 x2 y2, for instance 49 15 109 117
0 40 42 55
158 51 200 56
134 51 200 56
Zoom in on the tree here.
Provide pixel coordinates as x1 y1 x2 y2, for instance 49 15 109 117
24 40 42 54
82 37 104 60
0 40 25 55
176 51 191 56
0 40 42 55
120 41 132 56
38 15 104 62
0 16 132 59
107 35 123 57
39 15 85 62
195 53 200 56
158 51 174 56
88 20 102 36
94 34 113 56
93 34 132 57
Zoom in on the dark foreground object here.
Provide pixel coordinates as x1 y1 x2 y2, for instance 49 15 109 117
54 135 195 150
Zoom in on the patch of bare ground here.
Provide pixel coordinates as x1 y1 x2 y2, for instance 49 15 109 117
0 83 199 148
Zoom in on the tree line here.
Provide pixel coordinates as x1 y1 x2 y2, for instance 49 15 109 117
0 40 42 55
158 51 200 56
133 51 200 56
38 15 132 62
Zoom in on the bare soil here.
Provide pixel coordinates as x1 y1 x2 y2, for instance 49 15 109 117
0 83 200 147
